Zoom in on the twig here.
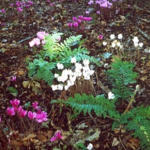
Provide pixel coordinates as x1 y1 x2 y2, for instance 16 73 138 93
18 35 36 43
88 112 98 127
135 27 150 41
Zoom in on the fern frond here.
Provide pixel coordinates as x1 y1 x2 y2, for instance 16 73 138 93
113 105 150 149
51 93 120 119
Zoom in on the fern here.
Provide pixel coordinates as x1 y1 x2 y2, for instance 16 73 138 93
50 93 120 119
113 105 150 149
107 56 138 100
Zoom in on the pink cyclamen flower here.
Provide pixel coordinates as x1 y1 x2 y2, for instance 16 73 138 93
16 1 22 7
68 23 73 27
1 23 5 26
10 4 14 7
97 35 103 40
88 0 94 5
7 107 15 116
0 117 1 123
28 111 37 120
96 10 100 14
18 108 27 118
27 1 33 5
37 31 48 40
11 76 16 82
32 102 39 109
10 99 20 111
78 16 84 20
72 17 77 21
36 111 48 123
73 22 78 27
17 7 23 12
83 17 92 21
77 19 81 23
85 11 89 15
1 9 5 13
50 131 63 141
29 38 40 47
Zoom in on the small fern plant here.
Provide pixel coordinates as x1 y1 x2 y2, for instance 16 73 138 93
27 32 100 86
50 93 120 120
112 105 150 149
106 56 138 101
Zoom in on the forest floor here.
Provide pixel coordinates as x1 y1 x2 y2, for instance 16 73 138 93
0 0 150 150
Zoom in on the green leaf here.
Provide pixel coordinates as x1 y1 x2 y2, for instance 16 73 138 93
102 52 112 59
7 86 18 97
24 102 31 109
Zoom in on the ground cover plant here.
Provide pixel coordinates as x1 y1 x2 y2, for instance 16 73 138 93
1 0 150 149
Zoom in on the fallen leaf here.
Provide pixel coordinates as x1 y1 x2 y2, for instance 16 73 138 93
112 137 120 146
22 133 36 141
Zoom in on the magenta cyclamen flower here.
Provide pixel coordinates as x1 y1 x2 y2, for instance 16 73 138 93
27 1 33 5
50 131 63 141
32 102 39 109
17 106 27 118
0 117 1 123
1 9 5 13
10 99 20 111
11 76 16 82
36 110 48 123
17 7 23 12
68 23 73 27
73 22 78 27
97 35 103 39
7 107 15 116
28 111 37 120
16 1 22 7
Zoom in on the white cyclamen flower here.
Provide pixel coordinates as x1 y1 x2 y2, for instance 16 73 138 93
54 73 59 78
111 42 116 48
75 63 82 70
57 84 63 90
132 36 139 43
83 59 89 66
102 41 107 46
139 42 143 47
110 34 115 39
87 143 93 150
116 41 121 47
134 42 138 47
108 92 115 99
71 57 76 63
57 63 64 70
118 34 123 39
51 85 58 91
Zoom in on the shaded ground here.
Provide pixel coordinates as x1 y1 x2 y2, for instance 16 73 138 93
0 0 150 149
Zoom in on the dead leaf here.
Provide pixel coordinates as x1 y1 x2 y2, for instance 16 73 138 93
10 140 22 146
37 134 47 142
22 81 30 88
112 137 120 146
22 133 36 141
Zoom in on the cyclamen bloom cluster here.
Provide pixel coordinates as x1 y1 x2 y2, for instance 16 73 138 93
102 33 123 48
88 0 122 8
132 36 143 48
29 31 49 47
7 99 48 123
51 58 94 91
10 1 33 12
68 16 92 27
